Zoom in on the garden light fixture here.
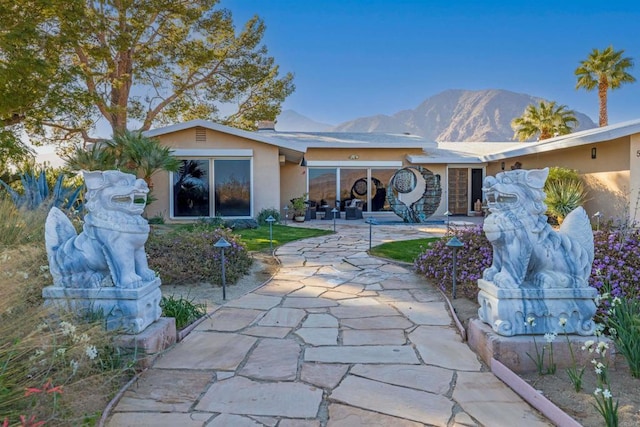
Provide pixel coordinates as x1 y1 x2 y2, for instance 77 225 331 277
365 217 378 250
331 208 339 232
446 236 464 299
214 237 232 300
266 215 276 252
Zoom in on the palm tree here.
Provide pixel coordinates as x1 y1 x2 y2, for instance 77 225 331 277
64 130 180 191
511 101 578 141
575 46 635 127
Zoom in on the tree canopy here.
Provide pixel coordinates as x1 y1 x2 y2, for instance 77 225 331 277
0 0 294 150
575 46 635 127
511 101 578 142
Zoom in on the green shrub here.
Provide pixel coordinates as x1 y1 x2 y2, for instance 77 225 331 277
146 227 252 286
256 208 281 225
160 295 207 329
545 179 588 222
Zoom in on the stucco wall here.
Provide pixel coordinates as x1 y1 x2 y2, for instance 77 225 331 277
486 137 631 220
146 127 281 221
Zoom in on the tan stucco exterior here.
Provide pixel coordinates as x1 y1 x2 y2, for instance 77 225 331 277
147 126 283 221
486 137 631 220
143 120 640 224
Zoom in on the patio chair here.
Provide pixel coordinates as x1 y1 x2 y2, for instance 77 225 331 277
345 199 363 220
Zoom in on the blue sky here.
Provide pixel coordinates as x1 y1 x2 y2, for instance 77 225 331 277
223 0 640 125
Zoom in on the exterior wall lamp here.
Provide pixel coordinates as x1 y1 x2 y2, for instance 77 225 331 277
591 147 597 159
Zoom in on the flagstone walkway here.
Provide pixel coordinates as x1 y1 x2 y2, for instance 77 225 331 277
106 220 551 427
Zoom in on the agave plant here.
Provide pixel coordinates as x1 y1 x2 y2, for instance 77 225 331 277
545 179 588 222
0 170 82 212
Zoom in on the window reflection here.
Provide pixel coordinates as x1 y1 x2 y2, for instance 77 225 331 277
215 159 251 216
173 160 210 217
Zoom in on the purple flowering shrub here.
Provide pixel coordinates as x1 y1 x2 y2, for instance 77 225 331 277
590 227 640 318
414 225 492 299
146 227 252 286
415 223 640 315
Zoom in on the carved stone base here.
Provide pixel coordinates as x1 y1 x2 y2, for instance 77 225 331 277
43 278 162 334
477 279 598 337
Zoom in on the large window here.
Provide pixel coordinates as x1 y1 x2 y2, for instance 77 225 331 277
308 168 336 207
173 160 210 217
308 167 396 212
172 158 251 218
214 159 251 216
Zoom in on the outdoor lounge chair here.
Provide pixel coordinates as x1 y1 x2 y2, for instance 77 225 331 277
345 199 363 220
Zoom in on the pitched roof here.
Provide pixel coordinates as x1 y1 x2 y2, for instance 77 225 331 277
144 118 640 164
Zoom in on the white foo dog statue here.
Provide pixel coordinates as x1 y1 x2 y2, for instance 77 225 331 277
482 167 593 289
477 167 597 336
46 170 156 288
43 170 161 333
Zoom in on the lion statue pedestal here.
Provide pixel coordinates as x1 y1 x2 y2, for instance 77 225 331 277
476 168 597 337
43 170 161 334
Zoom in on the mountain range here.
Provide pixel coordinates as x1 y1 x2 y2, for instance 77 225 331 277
276 89 596 141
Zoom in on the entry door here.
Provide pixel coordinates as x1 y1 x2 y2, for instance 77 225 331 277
448 168 468 215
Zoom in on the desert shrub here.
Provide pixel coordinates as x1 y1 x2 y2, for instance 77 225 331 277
0 197 48 247
545 179 588 222
256 208 281 225
543 167 587 223
0 244 132 426
414 226 492 299
146 227 252 286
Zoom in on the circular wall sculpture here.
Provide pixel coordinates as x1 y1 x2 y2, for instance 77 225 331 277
387 166 442 223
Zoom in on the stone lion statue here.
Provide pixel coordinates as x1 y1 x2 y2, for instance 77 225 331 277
482 167 593 289
45 170 157 288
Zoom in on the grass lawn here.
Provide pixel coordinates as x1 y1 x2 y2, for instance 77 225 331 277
369 237 440 263
233 224 332 252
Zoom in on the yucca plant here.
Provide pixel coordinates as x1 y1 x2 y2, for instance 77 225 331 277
545 179 588 222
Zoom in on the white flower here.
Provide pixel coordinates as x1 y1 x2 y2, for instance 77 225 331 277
39 265 49 272
69 359 79 375
544 332 557 343
596 341 609 356
612 297 621 307
582 340 595 352
558 318 567 327
594 387 602 396
526 316 536 327
56 348 66 357
60 321 76 337
603 389 612 399
85 345 98 360
595 323 605 336
595 366 602 375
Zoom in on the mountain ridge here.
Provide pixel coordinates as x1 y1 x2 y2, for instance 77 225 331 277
276 89 596 141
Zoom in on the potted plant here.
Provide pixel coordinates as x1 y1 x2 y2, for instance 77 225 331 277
289 194 308 222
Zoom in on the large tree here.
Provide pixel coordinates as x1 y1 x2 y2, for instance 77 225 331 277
511 101 578 141
575 46 635 127
0 0 294 149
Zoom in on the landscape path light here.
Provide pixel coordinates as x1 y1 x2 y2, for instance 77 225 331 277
593 211 602 231
331 208 339 232
443 210 452 233
266 215 276 252
446 236 464 299
365 217 379 250
213 237 232 300
283 205 288 225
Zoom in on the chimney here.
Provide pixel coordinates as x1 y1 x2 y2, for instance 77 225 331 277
257 120 276 132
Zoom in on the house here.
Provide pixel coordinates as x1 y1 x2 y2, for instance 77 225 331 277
143 118 640 224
